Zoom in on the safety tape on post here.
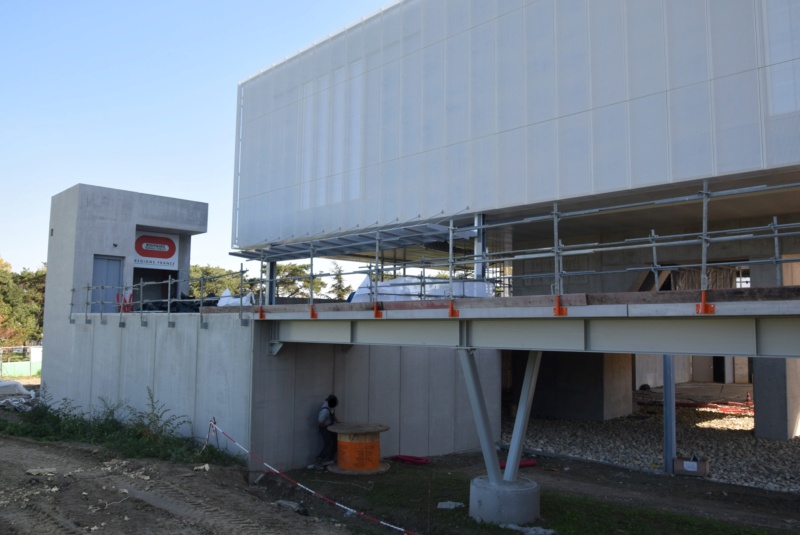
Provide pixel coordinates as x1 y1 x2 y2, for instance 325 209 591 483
205 420 417 535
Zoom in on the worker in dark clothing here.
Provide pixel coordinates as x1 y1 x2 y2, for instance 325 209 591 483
310 394 338 469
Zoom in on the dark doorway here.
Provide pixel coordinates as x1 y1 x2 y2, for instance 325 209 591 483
713 356 726 383
132 267 179 309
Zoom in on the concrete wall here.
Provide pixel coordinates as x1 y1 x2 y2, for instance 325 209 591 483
531 352 631 421
44 184 207 321
42 313 253 451
250 324 502 470
754 358 800 440
633 354 692 389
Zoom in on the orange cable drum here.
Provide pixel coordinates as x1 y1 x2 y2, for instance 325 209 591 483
328 423 390 474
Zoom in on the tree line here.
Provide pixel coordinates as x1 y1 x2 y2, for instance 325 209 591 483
0 259 354 348
0 258 46 346
189 261 353 301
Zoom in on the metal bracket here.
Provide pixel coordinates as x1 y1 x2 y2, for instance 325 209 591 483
553 295 568 317
168 321 176 328
695 290 716 315
268 342 284 356
240 319 250 327
448 300 459 318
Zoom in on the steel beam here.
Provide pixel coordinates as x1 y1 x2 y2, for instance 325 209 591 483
504 350 541 482
266 314 800 358
458 348 502 485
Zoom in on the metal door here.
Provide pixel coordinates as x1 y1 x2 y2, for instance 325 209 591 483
91 256 123 313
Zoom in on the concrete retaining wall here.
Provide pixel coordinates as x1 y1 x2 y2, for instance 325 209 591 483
43 313 501 468
42 313 253 452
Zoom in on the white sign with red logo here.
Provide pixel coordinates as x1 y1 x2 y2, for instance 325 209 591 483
133 232 179 270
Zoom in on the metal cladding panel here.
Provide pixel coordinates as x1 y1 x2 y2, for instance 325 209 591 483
233 0 800 250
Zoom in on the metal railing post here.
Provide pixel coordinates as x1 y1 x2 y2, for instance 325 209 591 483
650 229 660 291
449 220 455 298
774 216 783 286
85 285 91 324
552 203 563 295
700 180 710 292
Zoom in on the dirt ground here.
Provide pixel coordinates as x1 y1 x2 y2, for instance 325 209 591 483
1 378 799 534
1 434 799 535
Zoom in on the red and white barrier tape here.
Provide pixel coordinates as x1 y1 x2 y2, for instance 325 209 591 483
206 420 417 535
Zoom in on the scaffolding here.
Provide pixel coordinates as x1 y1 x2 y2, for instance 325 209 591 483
72 180 800 319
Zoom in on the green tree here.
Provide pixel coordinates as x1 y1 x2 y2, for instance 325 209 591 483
0 258 46 345
328 262 353 301
275 263 327 298
188 265 247 298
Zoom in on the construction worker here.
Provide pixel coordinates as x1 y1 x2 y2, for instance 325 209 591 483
310 394 338 469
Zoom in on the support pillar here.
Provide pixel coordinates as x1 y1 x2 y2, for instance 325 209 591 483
457 348 501 484
459 348 540 525
753 357 800 439
663 354 676 474
504 351 541 482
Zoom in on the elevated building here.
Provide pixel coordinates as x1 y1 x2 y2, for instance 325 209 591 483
42 1 800 526
229 1 800 522
232 0 800 439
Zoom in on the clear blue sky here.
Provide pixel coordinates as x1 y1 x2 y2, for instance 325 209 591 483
0 0 392 273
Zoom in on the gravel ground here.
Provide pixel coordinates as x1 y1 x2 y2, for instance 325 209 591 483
503 394 800 494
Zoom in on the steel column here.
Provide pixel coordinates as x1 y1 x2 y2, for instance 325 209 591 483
458 348 502 485
474 213 487 280
504 350 542 482
774 216 783 286
268 261 277 305
663 354 676 474
700 180 710 291
552 203 563 295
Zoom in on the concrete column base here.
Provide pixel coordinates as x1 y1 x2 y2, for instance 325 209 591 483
468 475 540 525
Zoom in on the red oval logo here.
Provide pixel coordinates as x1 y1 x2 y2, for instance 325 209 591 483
135 235 176 259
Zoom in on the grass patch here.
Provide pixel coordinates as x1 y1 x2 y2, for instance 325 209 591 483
0 387 241 466
541 494 774 535
283 458 779 535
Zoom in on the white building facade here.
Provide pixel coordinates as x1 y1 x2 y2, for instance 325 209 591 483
233 0 800 251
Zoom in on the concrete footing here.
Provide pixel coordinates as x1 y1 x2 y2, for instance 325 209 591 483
468 476 540 525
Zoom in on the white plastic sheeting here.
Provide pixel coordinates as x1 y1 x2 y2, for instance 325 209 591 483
0 380 33 397
233 0 800 250
349 276 493 302
216 289 255 307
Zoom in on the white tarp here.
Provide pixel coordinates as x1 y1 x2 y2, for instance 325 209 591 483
216 289 255 307
349 276 493 303
0 380 33 397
